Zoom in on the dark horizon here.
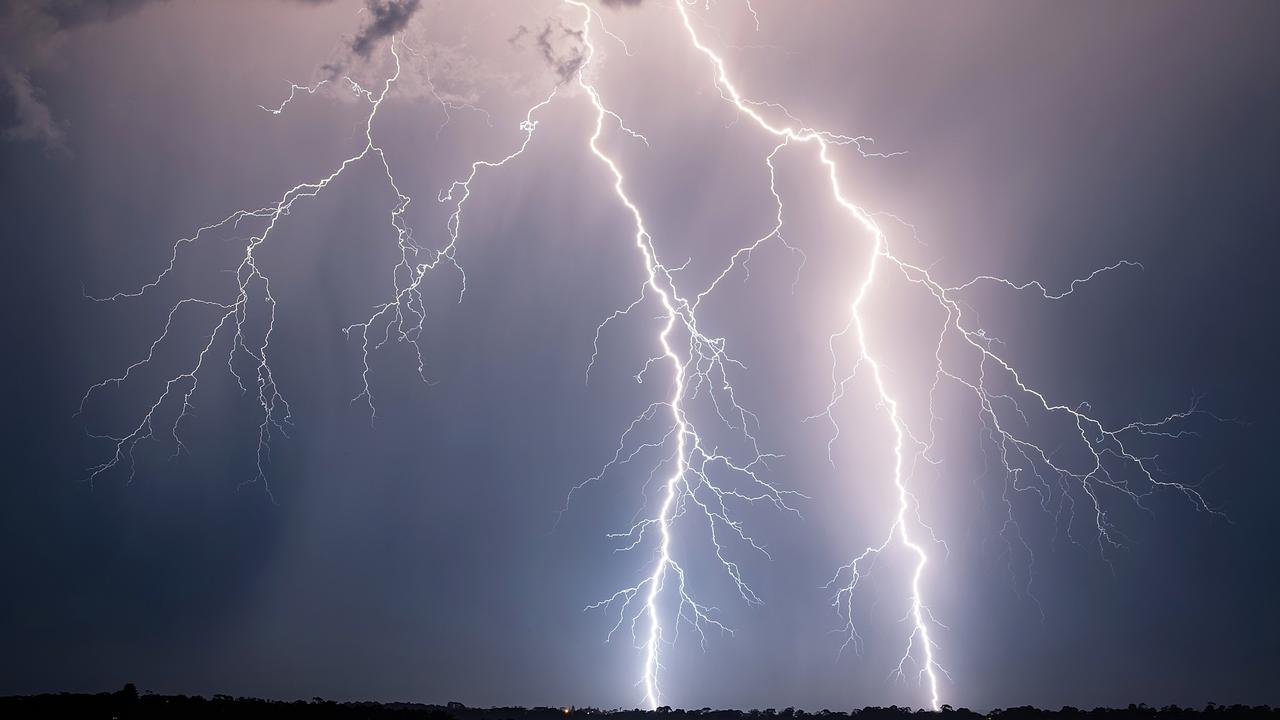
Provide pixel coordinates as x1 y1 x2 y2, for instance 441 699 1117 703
3 685 1278 718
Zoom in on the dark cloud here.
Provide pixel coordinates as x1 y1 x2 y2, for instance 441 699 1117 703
0 0 139 153
350 0 420 58
15 0 167 29
508 18 583 85
518 18 584 85
598 0 643 7
0 0 337 151
3 0 331 33
0 64 64 151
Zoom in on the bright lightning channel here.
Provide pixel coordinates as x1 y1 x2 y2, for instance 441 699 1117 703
563 1 798 709
79 5 795 708
77 1 1226 713
662 1 1222 713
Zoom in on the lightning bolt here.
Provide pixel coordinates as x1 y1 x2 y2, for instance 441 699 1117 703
662 1 1223 712
562 2 797 708
77 0 1226 712
79 35 557 492
79 47 410 497
81 4 793 707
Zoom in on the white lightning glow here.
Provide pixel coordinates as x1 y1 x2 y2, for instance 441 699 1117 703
563 2 797 709
78 1 1226 712
660 1 1222 712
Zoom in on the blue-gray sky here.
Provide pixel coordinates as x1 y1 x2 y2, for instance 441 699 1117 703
1 0 1278 712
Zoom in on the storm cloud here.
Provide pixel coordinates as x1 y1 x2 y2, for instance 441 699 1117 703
507 17 585 85
350 0 421 58
0 0 377 151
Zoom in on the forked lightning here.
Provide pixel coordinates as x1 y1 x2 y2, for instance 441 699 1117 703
80 0 1222 711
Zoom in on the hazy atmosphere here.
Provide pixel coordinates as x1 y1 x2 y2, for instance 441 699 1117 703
2 0 1278 713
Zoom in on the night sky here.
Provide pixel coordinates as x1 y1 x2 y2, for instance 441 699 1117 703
2 0 1278 713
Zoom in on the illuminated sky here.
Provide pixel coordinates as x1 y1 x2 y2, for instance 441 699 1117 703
1 0 1278 712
